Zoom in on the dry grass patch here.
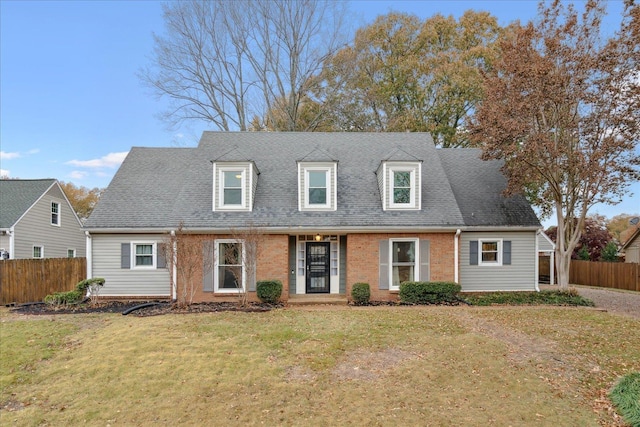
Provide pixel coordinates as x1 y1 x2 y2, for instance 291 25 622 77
2 306 634 425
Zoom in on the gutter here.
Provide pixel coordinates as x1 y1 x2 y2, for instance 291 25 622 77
454 229 461 283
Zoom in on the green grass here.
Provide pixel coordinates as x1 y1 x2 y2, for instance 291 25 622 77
1 305 637 426
610 372 640 427
463 290 595 306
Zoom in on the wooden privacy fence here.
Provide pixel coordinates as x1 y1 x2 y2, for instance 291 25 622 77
570 260 639 292
0 258 86 305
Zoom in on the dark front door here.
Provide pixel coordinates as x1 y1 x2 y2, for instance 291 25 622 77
306 242 330 293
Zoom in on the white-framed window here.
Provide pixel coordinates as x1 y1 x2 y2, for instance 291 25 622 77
479 239 502 266
132 242 156 269
33 245 44 259
214 239 245 292
389 238 419 290
298 163 336 211
221 169 245 208
67 249 76 258
51 201 60 226
389 167 416 208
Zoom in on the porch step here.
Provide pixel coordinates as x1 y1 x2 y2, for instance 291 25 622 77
287 294 348 306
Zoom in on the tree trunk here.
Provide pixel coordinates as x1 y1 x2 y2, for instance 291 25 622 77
555 247 571 290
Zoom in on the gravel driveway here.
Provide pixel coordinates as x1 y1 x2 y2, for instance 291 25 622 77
573 286 640 319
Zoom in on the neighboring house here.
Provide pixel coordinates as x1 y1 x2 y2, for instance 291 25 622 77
83 132 542 301
621 227 640 263
0 179 86 259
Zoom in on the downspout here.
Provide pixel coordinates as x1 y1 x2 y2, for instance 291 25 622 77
454 229 461 283
535 230 540 292
85 231 92 279
8 227 15 259
170 230 177 301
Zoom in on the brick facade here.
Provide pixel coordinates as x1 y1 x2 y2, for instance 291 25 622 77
181 233 454 303
346 232 456 301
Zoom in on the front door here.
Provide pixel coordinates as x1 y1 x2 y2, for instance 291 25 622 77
306 242 330 293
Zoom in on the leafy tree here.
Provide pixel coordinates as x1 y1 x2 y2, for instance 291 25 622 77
59 181 103 221
577 245 591 261
314 11 503 146
470 0 640 289
140 0 347 131
607 213 640 243
601 241 619 262
546 215 614 261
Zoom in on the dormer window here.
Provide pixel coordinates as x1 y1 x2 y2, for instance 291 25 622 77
213 162 257 211
298 162 337 211
223 170 244 206
377 161 421 210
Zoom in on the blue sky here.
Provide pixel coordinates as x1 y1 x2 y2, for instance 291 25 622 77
1 0 637 224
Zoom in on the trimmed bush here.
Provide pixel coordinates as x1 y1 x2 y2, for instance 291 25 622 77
256 280 283 304
351 282 370 305
399 281 461 304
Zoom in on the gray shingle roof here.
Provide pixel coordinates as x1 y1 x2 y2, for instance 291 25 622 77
438 148 540 227
0 179 56 229
85 132 540 231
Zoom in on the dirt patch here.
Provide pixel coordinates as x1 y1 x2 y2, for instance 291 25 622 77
332 348 417 381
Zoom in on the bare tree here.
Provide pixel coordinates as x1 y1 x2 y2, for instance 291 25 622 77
470 0 640 289
163 225 215 307
140 0 347 131
226 225 265 307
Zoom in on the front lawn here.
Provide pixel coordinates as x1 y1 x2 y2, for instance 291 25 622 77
1 306 637 426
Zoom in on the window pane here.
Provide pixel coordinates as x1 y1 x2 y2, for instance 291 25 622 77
219 266 242 289
392 266 414 287
224 171 242 187
481 242 499 262
51 202 59 225
393 241 415 263
224 188 242 205
309 188 326 204
67 249 75 258
394 171 411 187
220 243 240 265
136 245 153 255
33 247 42 258
393 188 410 204
136 255 153 266
308 171 326 187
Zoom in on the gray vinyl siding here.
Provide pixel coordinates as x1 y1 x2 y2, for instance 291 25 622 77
0 235 9 252
91 233 171 297
251 163 259 210
12 185 85 259
537 233 554 252
459 231 537 291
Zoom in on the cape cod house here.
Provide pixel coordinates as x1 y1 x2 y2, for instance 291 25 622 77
83 132 543 302
0 179 86 259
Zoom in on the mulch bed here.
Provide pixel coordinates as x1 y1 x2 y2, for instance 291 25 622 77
9 301 279 317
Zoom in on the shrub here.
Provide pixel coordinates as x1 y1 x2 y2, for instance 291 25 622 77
351 282 370 305
610 372 640 427
256 280 283 304
399 281 461 304
463 290 594 307
44 277 105 306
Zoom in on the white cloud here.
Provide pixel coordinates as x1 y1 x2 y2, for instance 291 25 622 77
66 151 129 169
69 170 88 180
27 149 40 155
0 169 10 177
0 151 20 160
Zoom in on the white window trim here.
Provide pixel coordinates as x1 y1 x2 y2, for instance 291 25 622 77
387 164 421 210
67 248 76 258
299 163 337 211
51 201 61 226
388 238 419 291
131 241 157 269
214 239 246 293
33 245 44 259
214 164 249 211
479 238 503 266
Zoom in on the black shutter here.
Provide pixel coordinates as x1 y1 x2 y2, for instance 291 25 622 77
470 241 478 265
121 243 130 269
